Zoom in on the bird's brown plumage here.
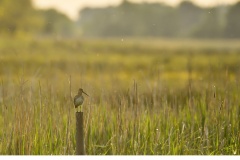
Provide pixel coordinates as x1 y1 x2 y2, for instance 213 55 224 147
74 88 89 111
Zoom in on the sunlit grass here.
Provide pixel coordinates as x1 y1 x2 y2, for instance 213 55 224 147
0 38 240 155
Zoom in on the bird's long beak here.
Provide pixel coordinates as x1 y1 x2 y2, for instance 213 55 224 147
83 91 89 96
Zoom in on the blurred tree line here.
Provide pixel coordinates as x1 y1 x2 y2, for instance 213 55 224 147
0 0 240 39
78 0 240 39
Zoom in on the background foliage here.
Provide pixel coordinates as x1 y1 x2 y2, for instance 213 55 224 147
1 0 240 38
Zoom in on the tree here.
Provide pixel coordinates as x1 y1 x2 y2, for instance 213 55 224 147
38 9 76 37
224 2 240 38
176 1 204 37
192 7 227 38
0 0 43 36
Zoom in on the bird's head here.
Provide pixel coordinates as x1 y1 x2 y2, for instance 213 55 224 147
78 88 89 96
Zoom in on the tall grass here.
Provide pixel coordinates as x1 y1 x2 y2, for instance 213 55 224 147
0 38 240 155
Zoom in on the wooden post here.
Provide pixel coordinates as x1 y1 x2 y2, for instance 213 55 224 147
76 112 85 155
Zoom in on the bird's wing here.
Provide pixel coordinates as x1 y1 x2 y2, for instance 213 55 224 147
74 96 78 107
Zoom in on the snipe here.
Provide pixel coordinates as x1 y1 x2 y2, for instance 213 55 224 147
74 88 89 112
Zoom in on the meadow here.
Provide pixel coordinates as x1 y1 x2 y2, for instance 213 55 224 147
0 38 240 155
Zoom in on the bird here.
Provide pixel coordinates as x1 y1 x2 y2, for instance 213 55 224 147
74 88 89 112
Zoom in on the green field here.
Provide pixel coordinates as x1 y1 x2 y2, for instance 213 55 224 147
0 38 240 155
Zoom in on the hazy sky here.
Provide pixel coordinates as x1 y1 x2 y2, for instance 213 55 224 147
32 0 239 20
